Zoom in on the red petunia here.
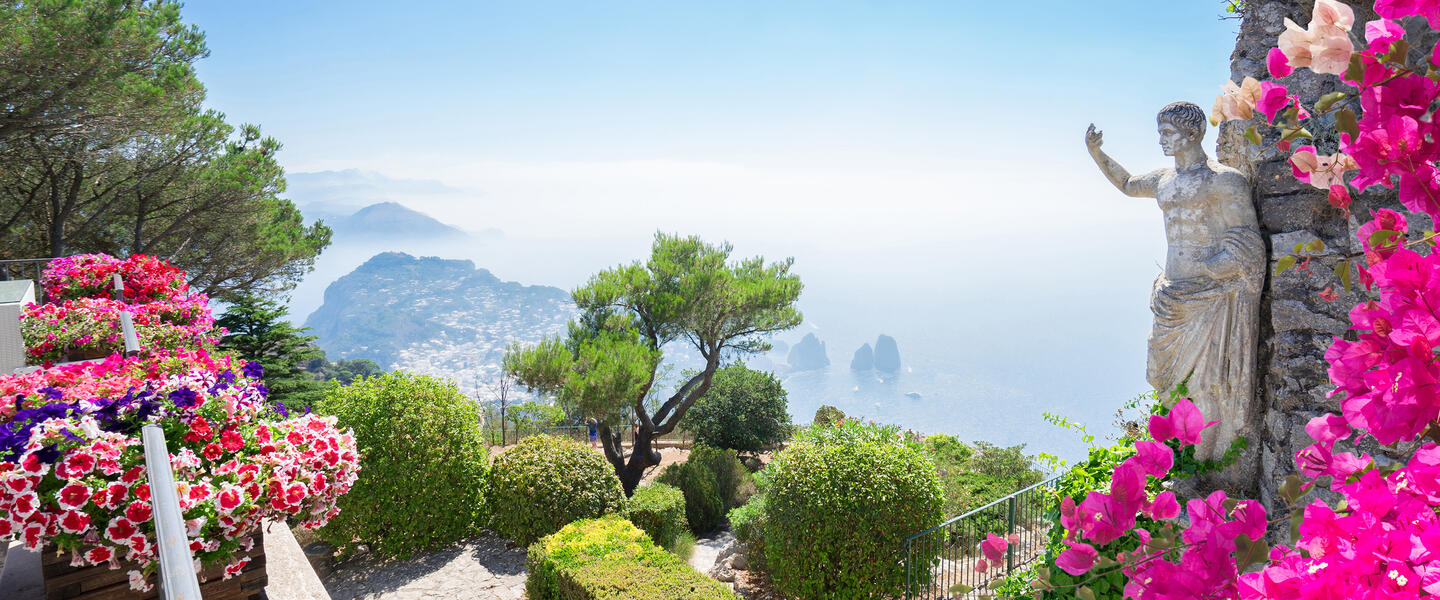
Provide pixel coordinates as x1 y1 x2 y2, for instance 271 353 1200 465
184 416 213 443
56 482 91 509
124 501 152 524
59 510 91 533
105 518 136 543
85 546 113 565
220 428 245 452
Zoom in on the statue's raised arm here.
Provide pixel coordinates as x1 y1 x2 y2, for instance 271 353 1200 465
1086 123 1161 198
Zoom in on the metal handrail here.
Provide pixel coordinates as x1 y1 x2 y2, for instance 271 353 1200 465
141 424 203 598
904 474 1061 599
904 474 1061 545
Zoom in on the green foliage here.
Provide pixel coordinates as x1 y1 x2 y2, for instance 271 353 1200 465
679 363 792 453
621 483 689 551
0 2 331 298
812 404 845 427
487 435 626 546
727 482 769 572
505 233 803 494
315 373 489 558
309 357 384 385
508 401 567 437
763 420 943 600
656 444 748 535
526 515 738 600
218 294 325 413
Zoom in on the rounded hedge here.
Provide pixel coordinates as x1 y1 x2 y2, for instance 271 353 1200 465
621 483 688 550
763 421 943 599
316 372 490 558
487 434 625 546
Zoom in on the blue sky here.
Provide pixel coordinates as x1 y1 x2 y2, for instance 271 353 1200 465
185 1 1241 173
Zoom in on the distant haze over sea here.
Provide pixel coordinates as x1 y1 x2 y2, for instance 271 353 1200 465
284 169 1163 464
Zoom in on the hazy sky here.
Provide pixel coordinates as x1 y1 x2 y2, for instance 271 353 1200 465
179 2 1251 447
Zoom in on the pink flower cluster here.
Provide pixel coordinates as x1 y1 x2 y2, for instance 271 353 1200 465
20 296 219 365
1049 400 1267 600
41 254 190 304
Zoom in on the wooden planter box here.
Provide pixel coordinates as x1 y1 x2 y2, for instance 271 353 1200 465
41 531 266 600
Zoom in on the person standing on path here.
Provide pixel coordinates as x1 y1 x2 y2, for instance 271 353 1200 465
587 418 598 448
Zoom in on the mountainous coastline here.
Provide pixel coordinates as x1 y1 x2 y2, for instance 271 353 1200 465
305 252 574 393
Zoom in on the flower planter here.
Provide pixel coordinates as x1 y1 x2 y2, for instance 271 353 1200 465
40 530 266 600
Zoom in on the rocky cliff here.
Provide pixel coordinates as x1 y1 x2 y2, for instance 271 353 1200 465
304 252 574 392
787 333 830 371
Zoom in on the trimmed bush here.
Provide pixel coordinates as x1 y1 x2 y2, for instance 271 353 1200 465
622 483 688 550
764 420 943 599
316 373 489 558
526 515 738 600
487 434 625 546
679 363 792 453
656 444 749 534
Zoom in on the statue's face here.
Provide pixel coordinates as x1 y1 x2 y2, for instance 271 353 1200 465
1158 121 1196 156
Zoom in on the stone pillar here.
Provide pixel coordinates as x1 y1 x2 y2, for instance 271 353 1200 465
1222 1 1432 522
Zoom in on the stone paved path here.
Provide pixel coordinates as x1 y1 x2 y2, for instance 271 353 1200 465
322 535 527 600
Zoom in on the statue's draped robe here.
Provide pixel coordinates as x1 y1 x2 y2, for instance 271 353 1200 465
1146 226 1266 462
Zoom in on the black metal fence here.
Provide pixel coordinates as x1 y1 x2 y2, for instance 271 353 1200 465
904 475 1060 599
0 258 51 302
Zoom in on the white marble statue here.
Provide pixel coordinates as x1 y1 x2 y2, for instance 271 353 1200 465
1086 101 1265 462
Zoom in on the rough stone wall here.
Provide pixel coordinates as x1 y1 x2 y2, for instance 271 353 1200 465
1221 1 1434 522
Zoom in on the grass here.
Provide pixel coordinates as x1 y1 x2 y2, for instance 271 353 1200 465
670 531 697 562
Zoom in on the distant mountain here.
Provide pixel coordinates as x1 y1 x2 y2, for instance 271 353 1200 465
328 202 469 240
304 252 574 393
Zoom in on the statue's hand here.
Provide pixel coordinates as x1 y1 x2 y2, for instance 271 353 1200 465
1086 124 1104 152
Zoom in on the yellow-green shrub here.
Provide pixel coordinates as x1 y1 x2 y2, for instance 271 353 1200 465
486 435 625 546
526 515 738 600
621 483 688 550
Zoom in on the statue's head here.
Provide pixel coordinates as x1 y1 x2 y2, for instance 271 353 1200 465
1156 101 1206 157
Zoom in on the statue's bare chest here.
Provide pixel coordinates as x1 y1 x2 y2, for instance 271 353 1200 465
1155 171 1216 248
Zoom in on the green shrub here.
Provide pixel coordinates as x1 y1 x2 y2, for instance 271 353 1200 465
763 420 943 600
622 483 688 550
812 404 845 427
679 363 792 453
727 493 768 572
316 373 489 558
487 434 626 546
526 515 738 600
656 444 749 534
923 433 973 465
657 461 724 535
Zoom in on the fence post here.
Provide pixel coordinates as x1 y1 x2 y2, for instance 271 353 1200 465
1006 495 1017 574
142 424 203 599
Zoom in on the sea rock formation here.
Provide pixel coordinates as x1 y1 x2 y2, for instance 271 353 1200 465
850 343 875 371
874 334 901 372
787 333 829 371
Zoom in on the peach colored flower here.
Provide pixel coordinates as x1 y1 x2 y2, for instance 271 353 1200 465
1290 147 1359 190
1279 0 1356 75
1211 77 1264 124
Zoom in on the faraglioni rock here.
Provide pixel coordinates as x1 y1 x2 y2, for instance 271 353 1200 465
874 334 900 372
850 343 875 371
787 333 830 371
1086 101 1263 464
